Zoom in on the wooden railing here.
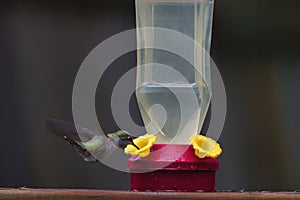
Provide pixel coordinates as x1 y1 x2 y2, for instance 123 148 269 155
1 188 300 200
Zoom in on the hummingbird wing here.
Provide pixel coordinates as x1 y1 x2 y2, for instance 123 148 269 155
46 119 95 142
46 119 115 162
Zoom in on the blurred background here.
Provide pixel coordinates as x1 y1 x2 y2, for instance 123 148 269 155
1 0 300 191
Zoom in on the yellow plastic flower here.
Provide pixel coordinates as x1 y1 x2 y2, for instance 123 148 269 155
124 134 156 157
190 135 222 158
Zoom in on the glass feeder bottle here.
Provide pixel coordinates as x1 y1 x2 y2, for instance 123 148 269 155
135 0 214 144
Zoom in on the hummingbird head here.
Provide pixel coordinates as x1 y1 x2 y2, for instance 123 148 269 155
113 135 140 150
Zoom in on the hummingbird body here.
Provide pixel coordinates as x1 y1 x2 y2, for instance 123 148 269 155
46 119 139 162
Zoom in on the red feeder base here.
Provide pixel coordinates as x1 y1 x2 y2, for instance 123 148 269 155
128 144 219 192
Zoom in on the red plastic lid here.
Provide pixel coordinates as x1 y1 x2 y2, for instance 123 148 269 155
128 144 219 171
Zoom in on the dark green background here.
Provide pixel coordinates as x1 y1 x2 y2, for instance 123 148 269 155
1 0 300 191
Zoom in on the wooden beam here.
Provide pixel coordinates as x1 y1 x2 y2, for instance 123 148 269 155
1 188 300 200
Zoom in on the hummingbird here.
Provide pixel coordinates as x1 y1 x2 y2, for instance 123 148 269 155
46 119 139 162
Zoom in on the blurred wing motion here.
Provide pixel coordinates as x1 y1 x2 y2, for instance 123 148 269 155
46 119 95 142
46 119 110 162
46 119 139 162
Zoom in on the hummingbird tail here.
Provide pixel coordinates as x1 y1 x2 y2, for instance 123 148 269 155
64 136 99 163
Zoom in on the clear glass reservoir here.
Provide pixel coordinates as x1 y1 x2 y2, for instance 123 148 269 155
135 0 214 144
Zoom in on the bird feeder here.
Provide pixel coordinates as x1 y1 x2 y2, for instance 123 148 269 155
127 0 219 192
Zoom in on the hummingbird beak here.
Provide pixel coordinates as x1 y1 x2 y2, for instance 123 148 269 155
132 143 140 150
129 138 140 150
